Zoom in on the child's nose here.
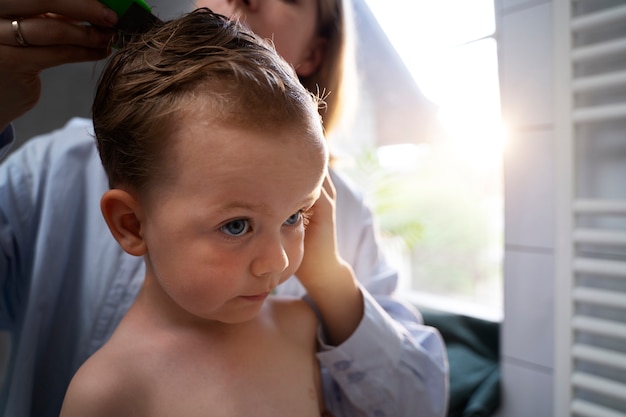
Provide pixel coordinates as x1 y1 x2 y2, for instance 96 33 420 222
251 236 289 278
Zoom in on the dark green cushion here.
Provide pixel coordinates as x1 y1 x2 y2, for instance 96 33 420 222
422 310 501 417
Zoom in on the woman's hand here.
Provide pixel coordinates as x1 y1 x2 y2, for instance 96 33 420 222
297 173 364 345
0 0 118 130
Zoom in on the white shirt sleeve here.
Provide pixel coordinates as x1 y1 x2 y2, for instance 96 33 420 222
317 288 449 417
314 170 449 416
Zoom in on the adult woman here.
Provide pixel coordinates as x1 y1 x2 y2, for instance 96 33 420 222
0 1 448 416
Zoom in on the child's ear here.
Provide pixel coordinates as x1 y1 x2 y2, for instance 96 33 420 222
100 189 147 256
296 37 327 78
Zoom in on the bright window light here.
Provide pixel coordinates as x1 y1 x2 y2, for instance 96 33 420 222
339 0 504 319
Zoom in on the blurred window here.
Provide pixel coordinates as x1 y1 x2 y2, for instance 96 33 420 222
334 0 504 320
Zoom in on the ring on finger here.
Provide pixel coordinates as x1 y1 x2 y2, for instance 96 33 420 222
11 19 29 47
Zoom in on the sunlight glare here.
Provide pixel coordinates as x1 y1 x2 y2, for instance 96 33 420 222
362 0 504 314
364 0 506 168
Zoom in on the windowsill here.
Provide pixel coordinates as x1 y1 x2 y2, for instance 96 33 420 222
402 290 503 323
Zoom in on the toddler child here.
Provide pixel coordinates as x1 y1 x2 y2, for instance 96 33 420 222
60 9 334 417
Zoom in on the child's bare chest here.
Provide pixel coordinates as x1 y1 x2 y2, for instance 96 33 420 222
137 317 322 416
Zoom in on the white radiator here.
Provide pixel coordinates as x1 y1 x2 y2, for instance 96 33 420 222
555 1 626 416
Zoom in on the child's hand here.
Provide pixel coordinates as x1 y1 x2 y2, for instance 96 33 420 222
296 172 349 289
296 172 364 345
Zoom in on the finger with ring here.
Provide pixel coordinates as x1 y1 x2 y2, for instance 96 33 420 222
11 19 29 47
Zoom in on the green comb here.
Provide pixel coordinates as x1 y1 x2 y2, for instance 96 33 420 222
99 0 162 34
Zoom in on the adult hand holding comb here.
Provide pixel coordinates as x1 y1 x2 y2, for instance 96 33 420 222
0 0 160 131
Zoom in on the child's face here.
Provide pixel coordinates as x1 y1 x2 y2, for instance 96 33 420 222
198 0 322 76
139 113 326 325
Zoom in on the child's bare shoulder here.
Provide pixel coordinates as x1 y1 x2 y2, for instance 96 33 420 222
60 345 145 417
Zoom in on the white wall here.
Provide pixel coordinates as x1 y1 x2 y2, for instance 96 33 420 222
496 0 556 415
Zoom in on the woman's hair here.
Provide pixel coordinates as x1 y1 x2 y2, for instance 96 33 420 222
302 0 356 137
93 8 323 192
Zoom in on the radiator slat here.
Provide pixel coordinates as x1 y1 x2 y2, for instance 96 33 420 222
572 316 626 340
571 399 626 417
573 258 626 278
571 372 626 401
571 4 626 32
574 229 626 247
572 38 626 63
572 344 626 371
573 287 626 310
573 70 626 93
573 103 626 124
574 200 626 215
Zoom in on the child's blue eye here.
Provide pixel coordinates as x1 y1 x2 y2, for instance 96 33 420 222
221 219 250 236
284 212 301 226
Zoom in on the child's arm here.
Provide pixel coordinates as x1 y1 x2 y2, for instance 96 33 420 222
296 172 364 345
296 172 448 417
